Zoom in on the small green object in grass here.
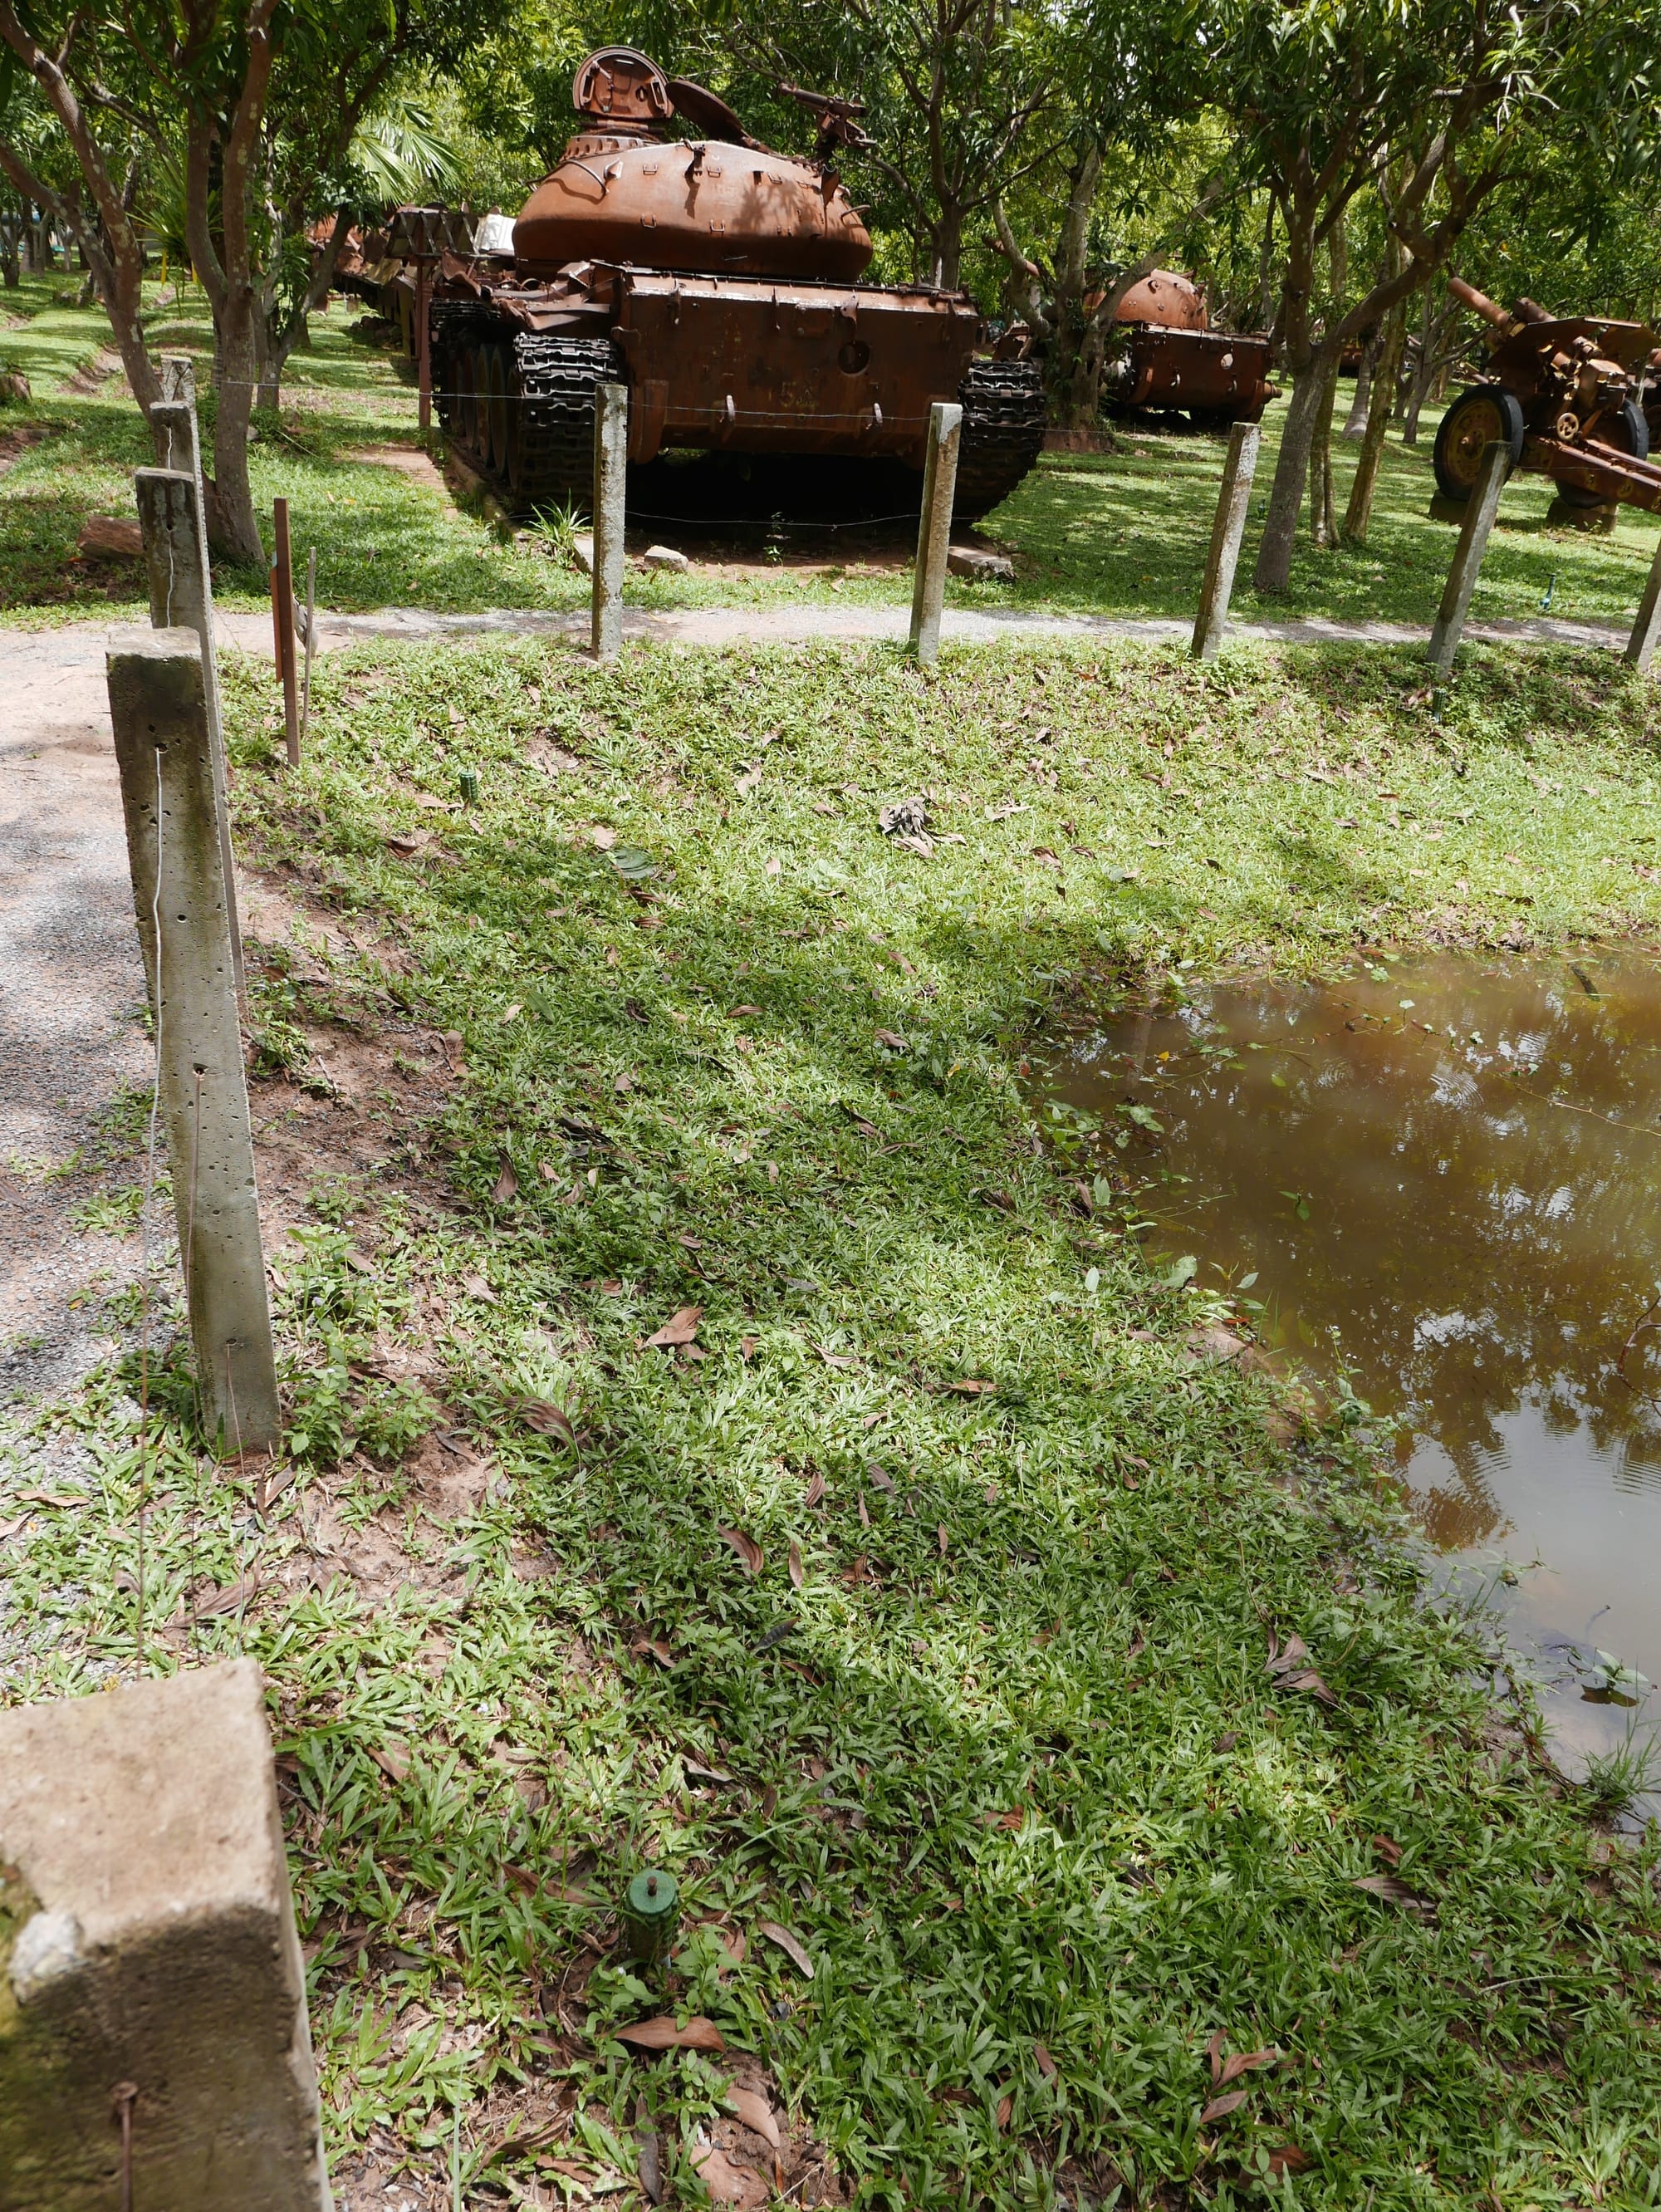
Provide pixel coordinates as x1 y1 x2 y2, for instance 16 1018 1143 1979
623 1867 680 1964
458 765 479 804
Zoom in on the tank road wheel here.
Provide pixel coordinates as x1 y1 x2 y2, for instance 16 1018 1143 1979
1433 385 1526 502
486 349 512 479
453 347 477 453
952 358 1046 522
1558 396 1649 508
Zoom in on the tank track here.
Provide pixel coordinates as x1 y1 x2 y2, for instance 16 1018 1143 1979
512 334 624 510
953 358 1046 521
432 316 621 510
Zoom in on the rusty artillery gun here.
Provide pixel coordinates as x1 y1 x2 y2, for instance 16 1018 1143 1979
430 48 1045 524
1434 277 1661 514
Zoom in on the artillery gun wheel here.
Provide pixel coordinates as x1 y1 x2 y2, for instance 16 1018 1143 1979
1556 398 1649 508
953 359 1046 522
1433 385 1525 502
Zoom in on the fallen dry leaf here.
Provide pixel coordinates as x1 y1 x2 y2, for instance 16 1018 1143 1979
947 1378 996 1395
461 1272 498 1304
613 2015 726 2053
788 1540 804 1588
858 1491 870 1528
764 856 782 878
1372 1833 1404 1868
937 1524 949 1556
1267 2146 1312 2179
995 2093 1013 2131
726 2088 782 2148
1351 1873 1434 1915
519 1399 577 1449
756 1920 814 1979
1216 2047 1279 2088
645 1304 703 1349
728 1003 762 1018
1033 2040 1058 2081
866 1462 894 1494
815 1343 857 1369
369 1741 409 1784
691 2145 755 2206
874 1028 907 1051
1206 2028 1226 2086
590 825 618 850
630 1635 675 1670
804 1472 826 1508
720 1526 765 1576
1200 2090 1250 2124
740 1334 757 1361
385 828 434 856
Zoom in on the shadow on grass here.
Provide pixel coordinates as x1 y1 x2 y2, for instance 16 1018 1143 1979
135 630 1659 2200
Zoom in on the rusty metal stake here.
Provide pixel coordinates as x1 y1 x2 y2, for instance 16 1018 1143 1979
1192 421 1261 660
1427 439 1511 674
909 400 963 667
111 2080 138 2212
1626 532 1661 674
271 498 300 765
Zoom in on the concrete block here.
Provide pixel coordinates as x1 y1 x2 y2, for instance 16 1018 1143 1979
642 543 690 573
0 1659 331 2211
947 544 1013 582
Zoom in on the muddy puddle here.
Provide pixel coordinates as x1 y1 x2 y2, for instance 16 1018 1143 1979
1047 947 1661 1792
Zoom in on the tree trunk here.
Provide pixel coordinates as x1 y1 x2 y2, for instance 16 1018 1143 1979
1342 302 1406 543
0 219 17 286
1341 342 1372 439
208 290 267 566
1253 354 1331 591
1309 351 1340 547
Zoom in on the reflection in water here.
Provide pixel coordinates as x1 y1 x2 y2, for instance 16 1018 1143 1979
1047 949 1661 1774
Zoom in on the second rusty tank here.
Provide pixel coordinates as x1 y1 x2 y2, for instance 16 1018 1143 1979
432 49 1046 524
1098 271 1276 429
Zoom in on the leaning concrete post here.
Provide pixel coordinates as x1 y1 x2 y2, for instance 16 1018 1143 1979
135 459 244 1001
1427 440 1511 673
107 631 280 1453
1625 532 1661 674
591 381 629 661
0 1660 331 2209
1191 421 1261 660
909 400 963 666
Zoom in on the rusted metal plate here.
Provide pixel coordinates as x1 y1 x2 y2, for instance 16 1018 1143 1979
610 272 978 461
1115 328 1276 420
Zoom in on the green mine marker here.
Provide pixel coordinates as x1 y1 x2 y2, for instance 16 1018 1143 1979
458 765 480 804
1541 570 1556 611
623 1867 680 1964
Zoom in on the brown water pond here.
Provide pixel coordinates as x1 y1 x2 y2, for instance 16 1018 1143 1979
1046 947 1661 1786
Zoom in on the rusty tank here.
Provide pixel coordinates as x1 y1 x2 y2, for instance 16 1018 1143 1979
1097 271 1276 429
1436 276 1661 513
430 49 1045 523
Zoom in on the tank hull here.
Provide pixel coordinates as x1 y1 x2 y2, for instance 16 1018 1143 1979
1105 326 1276 424
432 263 1046 522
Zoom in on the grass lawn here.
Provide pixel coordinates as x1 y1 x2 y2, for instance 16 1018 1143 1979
7 632 1661 2209
2 280 1659 640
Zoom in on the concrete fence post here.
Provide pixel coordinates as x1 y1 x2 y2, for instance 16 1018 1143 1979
1191 421 1261 660
1625 532 1661 674
106 630 280 1454
909 400 963 666
134 465 245 1002
1427 440 1511 673
591 382 629 661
